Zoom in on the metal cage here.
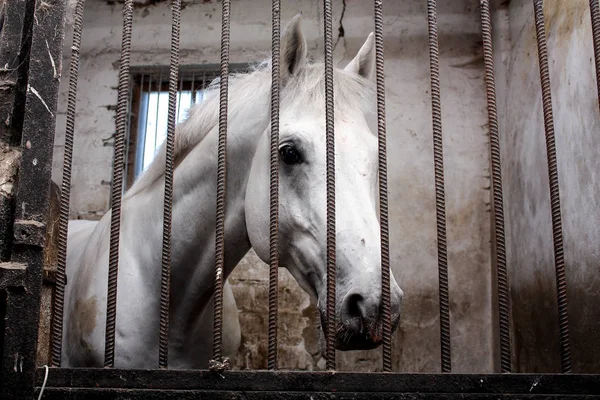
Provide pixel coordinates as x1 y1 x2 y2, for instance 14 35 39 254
1 0 600 398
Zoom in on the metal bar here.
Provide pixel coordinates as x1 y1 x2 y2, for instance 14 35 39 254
590 0 600 112
177 67 184 121
34 368 600 395
33 389 600 400
132 73 145 180
373 0 392 373
211 0 231 371
322 0 337 371
158 0 181 370
153 72 162 151
127 64 249 78
104 0 134 368
426 0 451 373
1 0 68 397
124 69 134 188
191 72 196 104
52 0 86 368
532 0 571 374
135 74 151 176
267 0 281 371
479 0 511 373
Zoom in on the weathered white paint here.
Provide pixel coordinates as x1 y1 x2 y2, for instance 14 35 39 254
493 0 600 372
53 0 494 372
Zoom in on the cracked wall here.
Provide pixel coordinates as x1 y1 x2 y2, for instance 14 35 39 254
53 0 495 372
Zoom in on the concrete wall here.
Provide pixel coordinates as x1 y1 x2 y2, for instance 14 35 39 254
492 0 600 373
53 0 496 372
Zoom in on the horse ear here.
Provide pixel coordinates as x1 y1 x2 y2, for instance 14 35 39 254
344 32 376 80
280 13 307 84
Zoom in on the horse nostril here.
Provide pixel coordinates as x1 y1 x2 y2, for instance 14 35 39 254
343 293 365 320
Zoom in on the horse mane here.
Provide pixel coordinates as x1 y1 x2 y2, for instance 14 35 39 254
124 57 375 199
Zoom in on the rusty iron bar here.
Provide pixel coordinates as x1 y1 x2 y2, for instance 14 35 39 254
267 0 281 371
532 0 572 374
591 0 600 112
104 0 134 368
322 0 337 371
373 0 392 373
426 0 451 373
479 0 511 373
53 0 86 368
158 0 181 369
210 0 231 372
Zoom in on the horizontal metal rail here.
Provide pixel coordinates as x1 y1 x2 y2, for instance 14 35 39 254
34 369 600 396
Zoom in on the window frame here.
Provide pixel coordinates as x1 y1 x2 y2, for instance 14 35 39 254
125 63 250 189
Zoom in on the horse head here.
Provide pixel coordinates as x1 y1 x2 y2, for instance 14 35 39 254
245 15 403 351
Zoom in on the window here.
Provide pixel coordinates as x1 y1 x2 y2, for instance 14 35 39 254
125 64 248 189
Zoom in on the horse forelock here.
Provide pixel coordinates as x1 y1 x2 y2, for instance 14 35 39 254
124 57 375 199
281 62 376 119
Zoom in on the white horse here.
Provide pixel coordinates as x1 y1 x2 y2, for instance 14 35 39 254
62 14 404 369
64 219 241 367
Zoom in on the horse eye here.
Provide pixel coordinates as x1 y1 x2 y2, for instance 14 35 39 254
279 144 302 165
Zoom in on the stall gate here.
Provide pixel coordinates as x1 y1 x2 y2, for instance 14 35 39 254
1 0 600 398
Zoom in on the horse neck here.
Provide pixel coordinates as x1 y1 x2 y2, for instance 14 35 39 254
118 75 272 330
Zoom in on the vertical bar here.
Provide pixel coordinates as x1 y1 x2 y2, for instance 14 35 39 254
323 0 337 371
136 74 151 176
133 73 145 180
590 0 600 112
2 0 67 397
373 0 392 373
154 72 162 151
104 0 134 368
177 69 184 121
210 0 231 371
532 0 572 374
159 0 181 370
124 72 134 189
479 0 511 373
191 73 196 105
52 0 86 368
267 0 281 371
426 0 451 373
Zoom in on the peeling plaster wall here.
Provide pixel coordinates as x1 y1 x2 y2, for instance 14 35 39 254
493 0 600 372
52 0 493 372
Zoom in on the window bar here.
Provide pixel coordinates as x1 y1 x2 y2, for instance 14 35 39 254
52 0 87 368
426 0 451 373
590 0 600 112
532 0 572 374
154 72 162 154
176 67 184 121
135 73 145 177
373 0 392 373
323 0 337 371
200 71 207 102
124 70 135 189
210 0 232 372
267 0 281 371
479 0 511 373
105 0 134 368
191 72 196 105
137 74 152 175
159 0 181 370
